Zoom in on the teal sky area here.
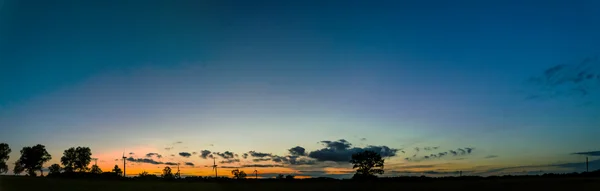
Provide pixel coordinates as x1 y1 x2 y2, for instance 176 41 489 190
1 0 599 177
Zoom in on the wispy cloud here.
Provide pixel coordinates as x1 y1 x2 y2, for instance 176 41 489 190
484 155 499 159
571 151 600 156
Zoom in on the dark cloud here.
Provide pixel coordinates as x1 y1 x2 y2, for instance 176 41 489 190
414 147 420 152
418 147 474 160
485 155 499 159
129 152 134 155
200 150 212 159
253 158 272 162
308 140 398 162
192 152 197 155
184 162 194 167
170 154 175 157
242 153 249 159
320 139 352 150
571 151 600 156
244 164 284 168
220 164 284 169
360 138 367 141
248 151 272 158
179 152 192 158
220 159 240 164
165 147 173 151
175 141 183 144
214 151 236 159
288 146 306 156
165 162 178 166
145 153 162 158
126 157 177 166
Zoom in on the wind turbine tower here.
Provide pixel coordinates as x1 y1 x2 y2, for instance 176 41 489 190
122 153 127 177
212 157 218 178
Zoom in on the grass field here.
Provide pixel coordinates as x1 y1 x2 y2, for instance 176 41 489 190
1 176 600 191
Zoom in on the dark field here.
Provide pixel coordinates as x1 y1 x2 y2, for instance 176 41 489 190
1 176 600 191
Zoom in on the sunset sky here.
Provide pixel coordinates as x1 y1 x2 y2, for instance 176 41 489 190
1 0 599 178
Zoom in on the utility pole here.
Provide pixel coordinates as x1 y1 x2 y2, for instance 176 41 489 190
586 157 589 172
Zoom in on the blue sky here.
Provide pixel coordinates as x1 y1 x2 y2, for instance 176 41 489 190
1 0 599 177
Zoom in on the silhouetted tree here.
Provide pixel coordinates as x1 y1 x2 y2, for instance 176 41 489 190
111 165 122 176
14 144 52 176
276 174 284 179
0 143 10 174
162 166 174 179
350 150 384 179
285 174 295 179
48 164 62 176
61 147 92 173
139 171 150 176
231 169 247 179
90 164 102 174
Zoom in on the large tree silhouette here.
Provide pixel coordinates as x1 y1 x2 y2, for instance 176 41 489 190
0 143 11 174
111 165 122 176
61 147 92 172
349 150 384 179
162 166 174 179
231 169 247 179
13 144 52 176
90 164 102 174
48 164 62 176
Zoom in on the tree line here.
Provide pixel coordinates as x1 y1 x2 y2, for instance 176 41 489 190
0 143 387 180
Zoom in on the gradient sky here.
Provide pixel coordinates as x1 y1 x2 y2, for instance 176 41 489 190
1 0 599 178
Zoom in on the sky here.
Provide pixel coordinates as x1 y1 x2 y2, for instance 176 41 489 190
1 0 600 178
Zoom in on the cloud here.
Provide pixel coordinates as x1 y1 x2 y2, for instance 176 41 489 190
165 147 173 151
571 151 600 156
175 141 183 144
214 151 236 159
414 147 420 152
242 153 249 159
165 162 178 166
423 147 439 151
200 150 212 159
221 164 284 169
360 138 367 141
129 152 135 155
288 146 306 156
220 159 240 164
126 157 177 165
320 139 352 150
308 140 398 162
485 155 499 159
248 151 272 158
170 154 175 157
145 153 162 158
192 152 197 155
179 152 192 158
253 158 272 162
184 162 194 167
475 159 600 176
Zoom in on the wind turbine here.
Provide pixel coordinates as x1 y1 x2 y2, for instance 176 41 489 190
253 167 258 179
176 163 181 179
212 157 218 178
122 152 127 177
